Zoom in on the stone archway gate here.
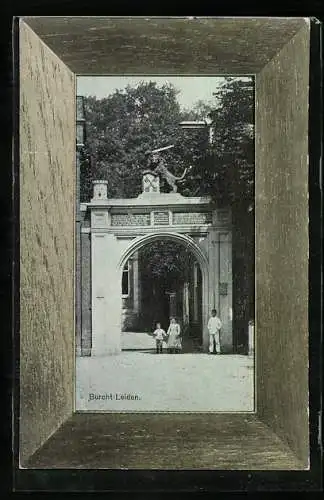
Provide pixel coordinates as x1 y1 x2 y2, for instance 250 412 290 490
79 174 232 356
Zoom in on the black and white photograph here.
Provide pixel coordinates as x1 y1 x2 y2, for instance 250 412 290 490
75 75 255 412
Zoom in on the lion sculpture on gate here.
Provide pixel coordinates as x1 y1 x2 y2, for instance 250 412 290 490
146 145 191 193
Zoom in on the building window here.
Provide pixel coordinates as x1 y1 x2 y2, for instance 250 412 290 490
122 261 130 297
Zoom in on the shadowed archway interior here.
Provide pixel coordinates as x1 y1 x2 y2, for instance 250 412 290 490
118 231 209 351
119 235 204 351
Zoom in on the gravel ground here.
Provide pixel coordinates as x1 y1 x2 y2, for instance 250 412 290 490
76 351 254 412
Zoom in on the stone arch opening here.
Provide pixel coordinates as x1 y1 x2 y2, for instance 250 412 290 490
119 232 209 351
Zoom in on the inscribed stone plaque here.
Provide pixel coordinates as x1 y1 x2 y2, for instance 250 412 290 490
111 213 151 226
153 211 169 225
173 212 212 225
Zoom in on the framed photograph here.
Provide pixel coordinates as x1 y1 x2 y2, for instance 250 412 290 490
13 16 322 492
75 74 255 414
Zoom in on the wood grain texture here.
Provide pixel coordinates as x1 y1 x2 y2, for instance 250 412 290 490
19 21 75 465
25 413 304 470
21 17 305 74
18 17 311 472
255 23 310 466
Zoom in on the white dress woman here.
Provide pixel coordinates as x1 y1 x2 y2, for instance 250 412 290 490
166 318 181 353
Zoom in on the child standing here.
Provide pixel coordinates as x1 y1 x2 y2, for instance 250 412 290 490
153 322 167 354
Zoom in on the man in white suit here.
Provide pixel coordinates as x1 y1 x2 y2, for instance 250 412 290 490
207 309 222 354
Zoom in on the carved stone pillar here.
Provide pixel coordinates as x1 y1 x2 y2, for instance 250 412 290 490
133 251 140 314
167 292 177 319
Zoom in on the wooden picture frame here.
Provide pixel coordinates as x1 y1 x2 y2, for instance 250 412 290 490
14 16 322 491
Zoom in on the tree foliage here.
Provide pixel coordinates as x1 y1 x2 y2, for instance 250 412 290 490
210 77 254 208
81 81 207 200
140 241 193 287
182 77 255 208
